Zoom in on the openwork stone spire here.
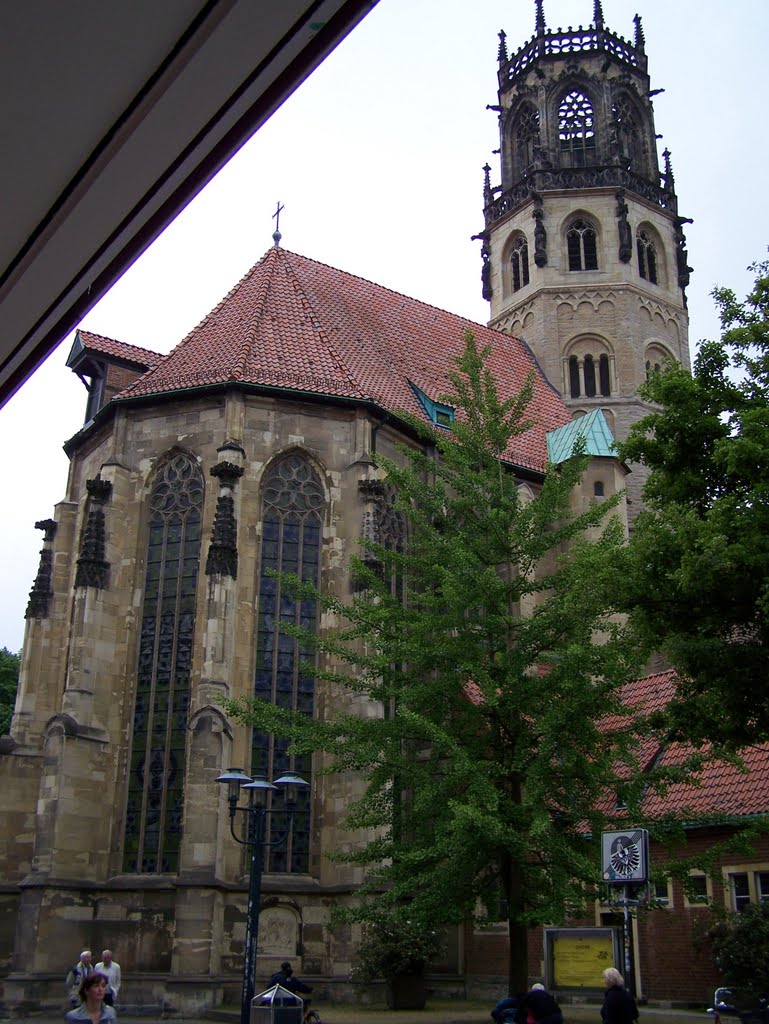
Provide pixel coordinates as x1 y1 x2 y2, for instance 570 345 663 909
74 478 112 589
535 0 546 36
205 457 244 579
497 29 508 63
25 519 57 619
633 13 645 51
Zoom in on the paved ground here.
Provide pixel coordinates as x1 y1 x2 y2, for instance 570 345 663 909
8 1001 710 1024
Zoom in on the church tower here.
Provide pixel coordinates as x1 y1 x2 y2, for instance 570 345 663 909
480 0 691 516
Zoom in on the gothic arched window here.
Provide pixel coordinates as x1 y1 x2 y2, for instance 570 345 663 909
515 104 540 175
558 90 596 167
637 229 659 284
613 93 643 169
567 218 598 271
253 453 324 873
124 452 204 873
510 235 530 292
379 486 407 601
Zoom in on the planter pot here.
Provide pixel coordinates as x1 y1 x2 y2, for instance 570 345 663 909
385 971 427 1010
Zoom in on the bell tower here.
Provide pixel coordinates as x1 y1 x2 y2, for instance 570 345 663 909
479 0 691 516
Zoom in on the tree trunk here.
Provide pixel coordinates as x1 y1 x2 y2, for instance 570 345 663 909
506 858 529 993
503 776 528 994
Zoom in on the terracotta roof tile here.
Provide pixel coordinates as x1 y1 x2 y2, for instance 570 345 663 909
75 330 162 368
115 247 570 471
609 670 769 820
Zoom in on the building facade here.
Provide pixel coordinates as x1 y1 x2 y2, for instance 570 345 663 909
0 1 764 1015
477 0 692 517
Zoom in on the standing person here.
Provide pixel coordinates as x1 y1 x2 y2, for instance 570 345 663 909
95 951 121 1007
269 961 312 996
515 983 563 1024
65 971 116 1022
601 968 639 1024
66 951 94 1007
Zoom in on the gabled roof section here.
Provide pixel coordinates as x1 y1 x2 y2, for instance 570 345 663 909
547 408 616 465
111 247 571 472
67 330 162 372
614 670 769 820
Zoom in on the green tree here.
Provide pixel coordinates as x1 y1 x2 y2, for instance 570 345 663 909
708 902 769 997
0 647 21 735
618 258 769 747
227 332 647 991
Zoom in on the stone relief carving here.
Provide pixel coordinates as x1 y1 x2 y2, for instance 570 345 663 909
74 478 112 590
258 906 299 954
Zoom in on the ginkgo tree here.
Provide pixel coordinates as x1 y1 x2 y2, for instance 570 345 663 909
226 332 649 991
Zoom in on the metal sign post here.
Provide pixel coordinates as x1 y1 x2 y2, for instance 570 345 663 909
601 830 649 998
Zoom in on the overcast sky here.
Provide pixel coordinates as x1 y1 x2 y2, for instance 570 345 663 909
2 0 768 653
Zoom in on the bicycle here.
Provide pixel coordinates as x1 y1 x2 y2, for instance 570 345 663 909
303 998 321 1024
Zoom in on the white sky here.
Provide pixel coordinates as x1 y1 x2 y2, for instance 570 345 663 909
1 0 768 653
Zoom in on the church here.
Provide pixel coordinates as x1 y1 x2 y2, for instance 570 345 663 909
4 1 757 1013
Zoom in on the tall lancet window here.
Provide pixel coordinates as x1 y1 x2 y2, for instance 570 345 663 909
567 218 599 271
124 452 204 873
515 104 540 175
253 453 324 873
511 235 530 292
379 485 407 601
558 90 596 167
637 229 659 284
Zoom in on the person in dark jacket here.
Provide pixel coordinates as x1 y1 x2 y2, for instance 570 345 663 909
491 994 520 1023
515 983 563 1024
269 961 313 996
601 968 639 1024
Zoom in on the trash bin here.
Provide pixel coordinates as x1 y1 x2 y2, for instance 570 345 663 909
250 983 304 1024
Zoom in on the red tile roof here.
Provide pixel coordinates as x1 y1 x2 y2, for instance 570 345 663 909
114 247 570 471
614 670 769 820
466 667 769 821
75 330 162 368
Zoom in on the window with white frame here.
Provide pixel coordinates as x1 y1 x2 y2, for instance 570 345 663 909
723 865 769 911
652 879 672 905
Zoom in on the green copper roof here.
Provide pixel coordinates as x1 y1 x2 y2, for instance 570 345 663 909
546 409 616 464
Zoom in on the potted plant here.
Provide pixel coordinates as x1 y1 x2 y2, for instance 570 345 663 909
352 916 443 1010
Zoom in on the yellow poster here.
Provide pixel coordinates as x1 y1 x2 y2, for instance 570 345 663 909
552 933 615 988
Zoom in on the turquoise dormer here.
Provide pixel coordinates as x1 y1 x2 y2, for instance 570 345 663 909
409 382 455 429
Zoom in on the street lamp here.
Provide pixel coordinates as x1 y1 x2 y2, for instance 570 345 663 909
217 766 309 1024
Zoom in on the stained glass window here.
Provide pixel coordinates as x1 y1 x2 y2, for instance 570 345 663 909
253 454 324 873
124 453 203 873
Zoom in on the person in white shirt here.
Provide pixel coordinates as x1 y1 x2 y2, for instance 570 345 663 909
95 950 121 1007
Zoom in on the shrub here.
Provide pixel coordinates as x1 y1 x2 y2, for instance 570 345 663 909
709 903 769 996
